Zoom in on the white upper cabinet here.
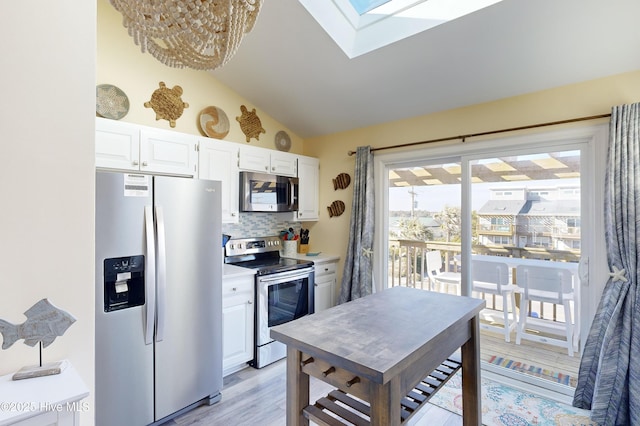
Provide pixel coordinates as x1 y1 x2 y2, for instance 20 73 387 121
238 145 297 177
95 117 198 177
140 128 198 176
270 151 298 176
198 138 240 223
296 156 320 221
238 145 270 173
95 118 140 171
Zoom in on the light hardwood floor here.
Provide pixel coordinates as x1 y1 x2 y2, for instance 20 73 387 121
161 325 580 425
162 360 462 426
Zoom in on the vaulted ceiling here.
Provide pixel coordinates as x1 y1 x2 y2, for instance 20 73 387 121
211 0 640 139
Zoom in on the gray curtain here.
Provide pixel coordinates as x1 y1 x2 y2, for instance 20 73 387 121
573 102 640 425
338 146 374 303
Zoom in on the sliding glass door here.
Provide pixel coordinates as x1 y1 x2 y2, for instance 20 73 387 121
466 148 582 392
376 126 606 397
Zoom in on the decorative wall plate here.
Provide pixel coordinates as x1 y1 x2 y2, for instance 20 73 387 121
274 130 291 152
144 81 189 128
333 173 351 190
236 105 266 142
327 200 346 217
199 106 230 139
96 84 129 120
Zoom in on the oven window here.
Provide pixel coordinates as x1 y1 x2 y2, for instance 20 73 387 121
268 278 309 327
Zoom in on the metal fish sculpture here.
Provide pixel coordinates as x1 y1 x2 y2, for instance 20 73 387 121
327 200 346 217
333 173 351 190
0 299 76 350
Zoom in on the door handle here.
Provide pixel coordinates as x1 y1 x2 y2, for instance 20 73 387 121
143 206 156 345
155 206 167 342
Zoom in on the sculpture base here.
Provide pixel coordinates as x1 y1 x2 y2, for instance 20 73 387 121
12 360 68 381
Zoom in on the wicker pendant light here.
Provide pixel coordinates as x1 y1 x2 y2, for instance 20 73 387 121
109 0 262 70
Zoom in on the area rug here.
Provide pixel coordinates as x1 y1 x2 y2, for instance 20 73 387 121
487 356 576 387
428 372 595 426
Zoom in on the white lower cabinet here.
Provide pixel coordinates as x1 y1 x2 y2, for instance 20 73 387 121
222 275 255 376
314 259 338 312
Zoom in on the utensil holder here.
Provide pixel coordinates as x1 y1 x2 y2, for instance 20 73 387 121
282 240 297 258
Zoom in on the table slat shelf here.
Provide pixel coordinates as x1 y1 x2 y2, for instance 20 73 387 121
303 356 462 425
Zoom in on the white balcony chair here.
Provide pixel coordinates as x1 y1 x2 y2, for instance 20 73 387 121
515 265 575 356
425 250 461 294
472 260 519 343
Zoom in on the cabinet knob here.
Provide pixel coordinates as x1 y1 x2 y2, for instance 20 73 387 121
231 212 236 217
314 284 318 287
271 166 276 171
132 160 139 166
232 287 237 291
142 161 148 167
247 300 252 305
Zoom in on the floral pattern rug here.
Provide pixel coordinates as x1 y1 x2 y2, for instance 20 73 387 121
428 372 596 425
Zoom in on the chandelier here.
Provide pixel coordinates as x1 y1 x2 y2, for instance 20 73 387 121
109 0 263 70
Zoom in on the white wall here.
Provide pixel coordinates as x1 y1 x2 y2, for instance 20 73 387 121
0 1 95 424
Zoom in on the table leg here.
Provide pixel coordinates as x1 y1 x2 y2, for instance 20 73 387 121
461 315 481 426
369 376 401 426
286 346 309 426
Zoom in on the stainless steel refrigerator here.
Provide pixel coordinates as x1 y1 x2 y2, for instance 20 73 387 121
95 171 222 425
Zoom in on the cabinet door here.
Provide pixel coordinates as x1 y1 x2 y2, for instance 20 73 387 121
314 274 335 313
222 276 254 376
222 292 254 375
140 128 198 176
238 145 270 173
199 139 239 223
95 117 140 171
296 156 319 221
270 151 297 177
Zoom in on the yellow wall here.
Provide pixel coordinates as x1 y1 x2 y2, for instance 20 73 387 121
98 0 305 154
303 71 640 288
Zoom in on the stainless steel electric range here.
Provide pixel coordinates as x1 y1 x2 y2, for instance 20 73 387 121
224 236 314 368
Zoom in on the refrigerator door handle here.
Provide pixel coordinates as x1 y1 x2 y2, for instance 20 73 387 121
155 205 167 342
144 205 156 345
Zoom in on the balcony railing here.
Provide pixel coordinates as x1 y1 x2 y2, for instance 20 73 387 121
388 239 580 323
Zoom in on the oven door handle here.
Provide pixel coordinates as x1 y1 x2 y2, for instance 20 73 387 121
257 268 314 284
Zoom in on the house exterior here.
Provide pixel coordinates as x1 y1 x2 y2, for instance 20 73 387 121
477 186 580 250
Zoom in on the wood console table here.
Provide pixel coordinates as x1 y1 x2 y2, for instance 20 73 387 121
270 286 485 426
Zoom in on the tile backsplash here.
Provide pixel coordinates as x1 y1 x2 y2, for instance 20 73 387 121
222 213 300 240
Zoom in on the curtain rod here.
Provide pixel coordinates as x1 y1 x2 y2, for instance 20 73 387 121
347 113 611 156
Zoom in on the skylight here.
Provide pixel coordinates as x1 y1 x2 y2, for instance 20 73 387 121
300 0 505 58
348 0 393 15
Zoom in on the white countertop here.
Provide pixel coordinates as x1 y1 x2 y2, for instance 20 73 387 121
223 253 340 278
223 263 257 278
284 253 340 264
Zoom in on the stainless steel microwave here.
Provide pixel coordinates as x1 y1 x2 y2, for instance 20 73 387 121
239 171 299 212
